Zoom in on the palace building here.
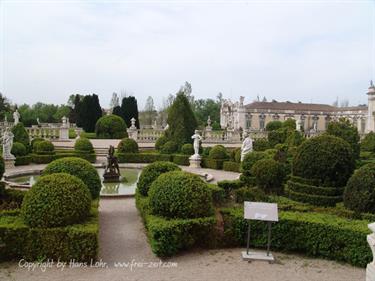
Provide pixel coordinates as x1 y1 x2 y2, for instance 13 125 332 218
220 82 375 134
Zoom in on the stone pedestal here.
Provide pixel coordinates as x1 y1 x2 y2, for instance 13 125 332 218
59 127 69 141
189 155 201 168
127 128 138 141
367 223 375 281
4 158 15 170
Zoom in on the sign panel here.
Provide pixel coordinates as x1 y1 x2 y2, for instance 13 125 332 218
244 202 278 222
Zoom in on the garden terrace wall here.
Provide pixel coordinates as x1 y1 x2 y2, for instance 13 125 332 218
0 201 99 262
221 207 371 267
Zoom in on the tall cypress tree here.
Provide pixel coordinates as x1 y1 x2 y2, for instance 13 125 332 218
120 96 139 128
166 91 198 144
76 94 102 132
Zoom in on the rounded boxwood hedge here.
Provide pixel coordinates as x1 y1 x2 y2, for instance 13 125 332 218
241 151 268 173
181 143 194 155
155 135 168 151
251 158 286 193
137 161 181 196
160 140 178 154
344 163 375 213
21 173 91 228
74 137 94 153
148 171 213 219
117 138 139 153
95 114 127 139
11 142 27 157
42 157 101 199
34 140 55 154
292 135 355 187
208 145 228 160
31 137 44 152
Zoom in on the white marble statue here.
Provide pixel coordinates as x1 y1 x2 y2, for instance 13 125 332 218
191 130 202 156
2 127 15 160
13 109 20 125
241 132 253 161
296 118 302 131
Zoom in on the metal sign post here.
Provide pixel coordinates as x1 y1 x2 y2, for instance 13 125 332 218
242 202 278 263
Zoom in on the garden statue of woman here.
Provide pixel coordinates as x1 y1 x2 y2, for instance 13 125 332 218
241 132 253 161
191 130 202 156
2 127 15 160
13 109 20 125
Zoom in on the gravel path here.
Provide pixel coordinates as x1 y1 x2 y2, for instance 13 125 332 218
0 198 365 281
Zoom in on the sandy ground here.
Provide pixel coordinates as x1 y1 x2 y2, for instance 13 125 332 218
0 198 365 281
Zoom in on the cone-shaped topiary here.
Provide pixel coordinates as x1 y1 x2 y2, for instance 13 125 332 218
43 157 101 199
149 171 213 219
21 173 91 227
11 142 27 157
137 161 181 196
11 122 30 149
117 138 139 153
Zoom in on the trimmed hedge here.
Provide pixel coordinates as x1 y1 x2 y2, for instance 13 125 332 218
160 141 179 154
74 137 94 153
31 154 56 164
155 135 168 151
286 187 342 207
223 161 240 172
15 155 32 166
42 157 101 199
221 207 371 267
235 187 268 203
201 158 224 170
137 161 181 196
11 142 27 157
118 153 172 163
117 138 139 153
208 145 228 160
149 171 214 219
0 201 99 262
21 173 92 228
172 154 190 166
181 143 194 155
288 180 343 197
95 114 127 139
207 184 226 206
251 159 286 194
34 140 55 154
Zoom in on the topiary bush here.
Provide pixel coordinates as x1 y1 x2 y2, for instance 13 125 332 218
251 158 286 194
241 151 268 173
181 143 194 155
74 137 94 153
292 135 355 187
208 145 228 160
117 138 139 153
160 140 178 154
95 114 127 139
31 137 44 152
11 122 30 149
11 142 27 157
34 140 55 154
137 161 181 196
253 138 270 151
21 173 91 228
266 121 283 131
283 118 296 130
42 157 101 199
148 171 213 219
361 132 375 152
344 163 375 214
155 135 168 151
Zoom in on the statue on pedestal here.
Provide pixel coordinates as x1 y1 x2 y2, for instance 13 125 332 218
103 145 121 182
241 132 253 162
2 127 15 160
13 109 20 125
191 130 202 157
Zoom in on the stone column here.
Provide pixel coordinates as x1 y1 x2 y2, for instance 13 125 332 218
59 116 69 141
127 117 138 141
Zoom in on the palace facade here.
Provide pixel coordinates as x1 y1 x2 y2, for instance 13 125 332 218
220 83 375 134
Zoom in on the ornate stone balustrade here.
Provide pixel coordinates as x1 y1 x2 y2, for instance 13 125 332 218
26 127 60 139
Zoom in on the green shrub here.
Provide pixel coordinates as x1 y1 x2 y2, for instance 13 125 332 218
201 158 225 170
117 153 172 163
221 207 371 267
217 179 243 195
181 143 194 155
253 138 270 151
202 147 211 157
223 161 240 172
208 145 228 160
137 161 181 196
31 137 44 152
285 130 304 146
207 184 226 205
160 141 179 154
172 154 190 166
286 187 342 207
268 127 288 147
287 180 342 197
266 121 283 131
292 135 355 187
31 154 56 164
283 118 296 130
344 163 375 214
11 123 29 149
43 157 101 199
95 114 127 139
149 171 213 219
34 140 55 154
155 135 168 151
241 151 268 174
21 173 91 227
230 148 241 162
74 137 94 153
15 155 32 166
11 142 27 157
117 138 139 153
361 132 375 152
251 159 286 193
235 187 268 203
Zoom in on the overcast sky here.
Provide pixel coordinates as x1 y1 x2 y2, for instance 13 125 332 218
0 0 374 109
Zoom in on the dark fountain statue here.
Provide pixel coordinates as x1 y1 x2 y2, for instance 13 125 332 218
103 145 121 183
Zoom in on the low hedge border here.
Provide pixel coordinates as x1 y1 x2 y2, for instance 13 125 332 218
287 180 343 197
15 156 32 166
201 158 225 170
289 176 321 186
118 153 172 163
31 153 96 164
172 155 190 166
223 161 240 172
0 201 99 262
207 184 226 206
221 207 371 267
286 187 342 207
135 191 217 257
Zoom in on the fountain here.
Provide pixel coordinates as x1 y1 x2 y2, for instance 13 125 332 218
103 145 121 183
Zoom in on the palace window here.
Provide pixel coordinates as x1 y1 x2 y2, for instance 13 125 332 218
245 114 252 129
